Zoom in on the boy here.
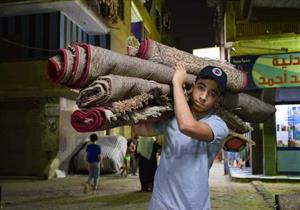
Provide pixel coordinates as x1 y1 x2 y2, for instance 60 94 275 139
85 133 101 193
133 63 229 210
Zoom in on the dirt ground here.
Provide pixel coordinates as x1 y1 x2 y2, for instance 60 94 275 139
1 162 300 210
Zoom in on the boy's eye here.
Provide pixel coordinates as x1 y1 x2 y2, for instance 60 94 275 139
197 84 206 90
209 91 217 98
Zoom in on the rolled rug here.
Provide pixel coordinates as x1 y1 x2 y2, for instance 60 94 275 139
102 106 174 130
48 47 74 84
70 107 106 132
103 90 252 135
48 43 196 89
221 92 276 122
223 129 256 152
215 107 253 134
48 45 87 88
77 74 171 108
72 90 172 132
137 38 248 92
71 106 173 132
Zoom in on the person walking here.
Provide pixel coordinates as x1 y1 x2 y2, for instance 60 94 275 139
129 135 138 176
136 136 161 192
84 133 102 193
134 64 229 210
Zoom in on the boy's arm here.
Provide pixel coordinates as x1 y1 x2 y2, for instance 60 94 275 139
172 63 214 142
132 122 160 137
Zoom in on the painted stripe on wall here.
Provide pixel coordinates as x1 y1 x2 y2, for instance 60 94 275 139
72 21 77 43
0 18 2 35
77 26 82 43
65 17 71 47
0 12 109 60
7 16 16 34
20 15 30 58
88 35 95 45
82 31 87 43
28 14 35 57
34 14 44 57
49 12 59 52
59 13 65 48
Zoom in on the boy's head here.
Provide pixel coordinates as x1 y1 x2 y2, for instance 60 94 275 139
191 65 227 115
195 65 227 94
90 133 98 142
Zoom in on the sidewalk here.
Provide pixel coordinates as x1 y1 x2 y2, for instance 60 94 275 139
229 166 300 182
210 162 300 209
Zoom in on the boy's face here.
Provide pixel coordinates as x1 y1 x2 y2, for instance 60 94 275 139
190 78 221 116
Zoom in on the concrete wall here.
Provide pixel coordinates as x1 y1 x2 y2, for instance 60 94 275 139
0 98 46 176
0 60 75 177
0 60 108 177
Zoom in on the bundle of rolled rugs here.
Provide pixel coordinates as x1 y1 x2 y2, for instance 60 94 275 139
48 37 276 151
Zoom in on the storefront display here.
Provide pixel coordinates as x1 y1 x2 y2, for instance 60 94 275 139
276 104 300 148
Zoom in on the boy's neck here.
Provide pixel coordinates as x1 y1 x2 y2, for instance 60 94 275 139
192 110 209 119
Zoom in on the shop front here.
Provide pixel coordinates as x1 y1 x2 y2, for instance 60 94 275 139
231 52 300 174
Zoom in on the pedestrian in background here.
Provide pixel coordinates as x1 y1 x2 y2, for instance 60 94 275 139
136 136 161 192
84 133 102 193
128 135 138 176
121 140 135 177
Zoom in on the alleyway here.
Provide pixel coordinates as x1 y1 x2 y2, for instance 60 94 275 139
1 162 300 210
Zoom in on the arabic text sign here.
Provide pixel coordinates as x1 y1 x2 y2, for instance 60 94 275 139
253 53 300 88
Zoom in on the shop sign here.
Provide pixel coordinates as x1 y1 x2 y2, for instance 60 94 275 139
231 52 300 89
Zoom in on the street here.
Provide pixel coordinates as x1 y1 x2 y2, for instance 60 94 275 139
1 162 300 210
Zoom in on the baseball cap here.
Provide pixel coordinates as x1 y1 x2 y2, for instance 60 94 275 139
196 65 227 94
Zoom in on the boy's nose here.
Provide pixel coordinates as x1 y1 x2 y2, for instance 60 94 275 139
200 91 208 101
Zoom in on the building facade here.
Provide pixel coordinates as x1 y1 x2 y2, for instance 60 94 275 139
0 0 167 178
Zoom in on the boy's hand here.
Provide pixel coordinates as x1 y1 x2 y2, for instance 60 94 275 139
172 62 187 87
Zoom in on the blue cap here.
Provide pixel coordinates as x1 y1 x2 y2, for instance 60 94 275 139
196 65 227 94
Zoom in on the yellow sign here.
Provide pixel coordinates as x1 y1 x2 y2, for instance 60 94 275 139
253 53 300 88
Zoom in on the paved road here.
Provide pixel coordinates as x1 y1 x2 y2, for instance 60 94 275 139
1 161 300 210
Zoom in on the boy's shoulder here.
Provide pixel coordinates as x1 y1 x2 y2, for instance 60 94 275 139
196 113 219 122
87 143 101 148
200 114 228 130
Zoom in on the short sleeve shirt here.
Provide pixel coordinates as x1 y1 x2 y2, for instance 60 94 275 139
148 114 228 210
86 143 101 163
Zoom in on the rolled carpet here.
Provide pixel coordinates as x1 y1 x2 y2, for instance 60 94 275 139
70 107 106 132
223 130 256 152
77 74 171 108
215 107 253 134
221 92 276 122
48 45 87 88
71 106 173 132
137 38 248 92
48 43 196 89
103 92 252 135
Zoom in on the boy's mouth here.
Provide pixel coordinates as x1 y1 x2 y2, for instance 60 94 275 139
194 100 205 109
